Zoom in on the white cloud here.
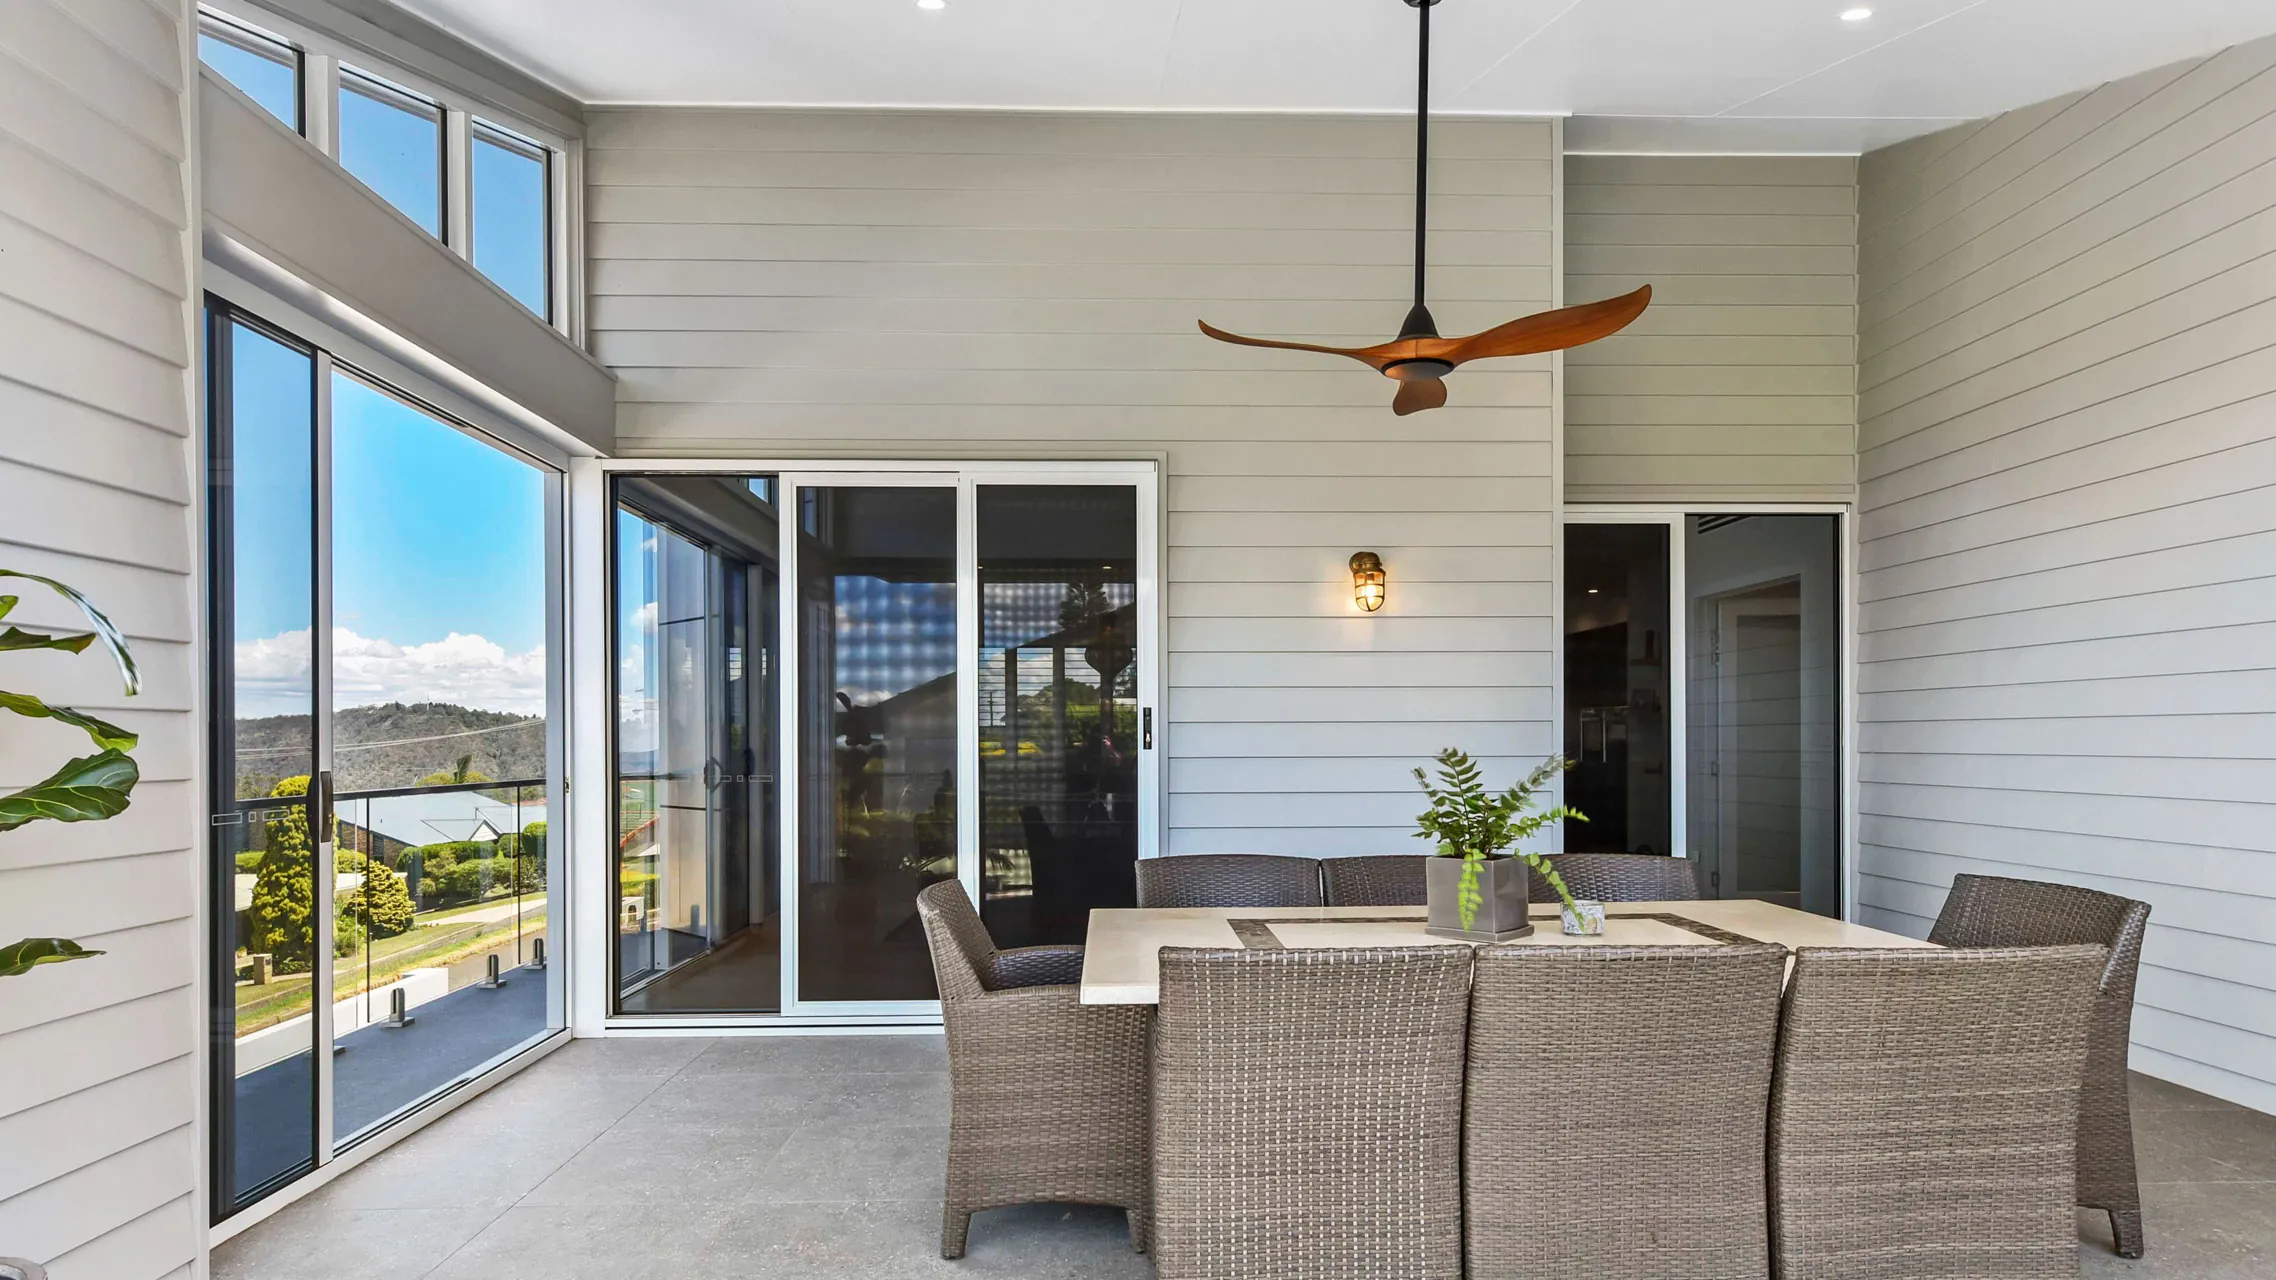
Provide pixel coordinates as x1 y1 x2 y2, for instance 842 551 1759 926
235 627 546 717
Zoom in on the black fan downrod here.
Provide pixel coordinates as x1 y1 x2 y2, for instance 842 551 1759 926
1397 0 1443 343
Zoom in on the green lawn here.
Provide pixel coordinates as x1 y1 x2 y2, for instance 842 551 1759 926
234 895 548 1036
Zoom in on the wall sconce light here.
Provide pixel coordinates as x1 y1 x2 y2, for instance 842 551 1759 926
1350 551 1386 612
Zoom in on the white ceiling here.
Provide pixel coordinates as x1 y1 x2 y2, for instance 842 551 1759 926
391 0 2276 152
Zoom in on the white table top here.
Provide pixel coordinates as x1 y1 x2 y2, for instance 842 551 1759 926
1078 899 1937 1005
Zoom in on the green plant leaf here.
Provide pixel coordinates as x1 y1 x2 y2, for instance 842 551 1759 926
0 624 96 656
0 937 105 978
0 748 139 832
0 690 137 750
0 571 140 695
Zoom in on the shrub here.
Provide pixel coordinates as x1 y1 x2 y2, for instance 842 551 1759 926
234 850 263 874
247 777 319 973
353 866 417 938
432 857 509 905
397 840 491 901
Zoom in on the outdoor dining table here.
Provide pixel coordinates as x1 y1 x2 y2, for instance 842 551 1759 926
1079 899 1938 1004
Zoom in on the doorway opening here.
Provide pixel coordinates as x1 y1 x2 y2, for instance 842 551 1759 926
1563 512 1844 916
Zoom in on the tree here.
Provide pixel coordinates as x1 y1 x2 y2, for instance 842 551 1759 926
246 776 363 971
500 821 546 894
417 752 492 788
354 862 417 939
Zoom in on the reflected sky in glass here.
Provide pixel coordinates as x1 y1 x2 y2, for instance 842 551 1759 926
339 73 442 236
331 374 547 714
200 33 298 131
473 127 549 316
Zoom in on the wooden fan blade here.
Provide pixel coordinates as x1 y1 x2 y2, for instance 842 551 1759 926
1392 377 1448 416
1198 320 1401 371
1440 285 1652 366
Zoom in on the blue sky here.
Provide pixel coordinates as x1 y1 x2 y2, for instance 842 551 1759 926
330 375 545 655
202 35 549 316
210 39 554 718
228 353 547 718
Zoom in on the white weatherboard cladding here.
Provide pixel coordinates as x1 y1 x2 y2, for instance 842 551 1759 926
589 108 1563 857
1563 154 1859 503
1855 36 2276 1113
0 0 206 1275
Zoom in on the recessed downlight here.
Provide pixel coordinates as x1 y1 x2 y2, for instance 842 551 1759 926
917 0 947 9
1840 7 1873 20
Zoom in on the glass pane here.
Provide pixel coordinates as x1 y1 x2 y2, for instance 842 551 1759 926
977 486 1139 947
471 122 549 317
1685 515 1841 916
200 22 300 131
213 319 318 1209
796 486 958 1004
1564 524 1673 858
328 373 552 1144
338 70 442 237
614 477 783 1014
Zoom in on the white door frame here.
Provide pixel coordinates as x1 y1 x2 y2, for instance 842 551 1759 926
1561 503 1858 921
575 458 1162 1032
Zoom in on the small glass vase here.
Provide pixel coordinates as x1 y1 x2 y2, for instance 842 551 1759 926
1561 899 1606 936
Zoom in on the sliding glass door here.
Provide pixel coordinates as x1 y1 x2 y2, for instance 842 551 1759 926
605 465 1156 1022
206 301 564 1220
1563 511 1845 917
612 477 781 1014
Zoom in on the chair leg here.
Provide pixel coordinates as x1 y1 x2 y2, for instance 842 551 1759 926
1127 1205 1150 1253
941 1205 973 1260
2110 1208 2145 1259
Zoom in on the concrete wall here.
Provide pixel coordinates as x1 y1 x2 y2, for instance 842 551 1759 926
1856 37 2276 1112
0 0 208 1274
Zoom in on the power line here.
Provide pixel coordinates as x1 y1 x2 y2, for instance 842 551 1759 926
237 717 543 755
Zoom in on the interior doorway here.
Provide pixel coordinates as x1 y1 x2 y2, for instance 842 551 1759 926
1563 511 1846 917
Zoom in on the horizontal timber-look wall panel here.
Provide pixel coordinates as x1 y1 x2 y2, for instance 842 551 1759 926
1855 35 2276 1114
1563 154 1859 502
0 0 204 1276
589 107 1560 856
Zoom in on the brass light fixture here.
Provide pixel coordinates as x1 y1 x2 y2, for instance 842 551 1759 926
1351 551 1387 612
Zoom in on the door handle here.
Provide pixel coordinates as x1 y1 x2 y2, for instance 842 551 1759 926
316 769 334 837
1142 707 1154 751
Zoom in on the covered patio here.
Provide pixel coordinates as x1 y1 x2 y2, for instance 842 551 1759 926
212 1036 2275 1279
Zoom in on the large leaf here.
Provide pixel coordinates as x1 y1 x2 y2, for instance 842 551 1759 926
0 571 140 695
0 937 105 978
0 748 139 832
0 690 137 750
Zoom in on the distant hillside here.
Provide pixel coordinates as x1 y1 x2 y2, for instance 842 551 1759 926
234 702 546 797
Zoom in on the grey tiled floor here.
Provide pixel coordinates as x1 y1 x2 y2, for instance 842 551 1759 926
216 1036 2276 1279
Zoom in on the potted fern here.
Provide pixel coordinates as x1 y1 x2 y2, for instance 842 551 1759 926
1413 749 1584 942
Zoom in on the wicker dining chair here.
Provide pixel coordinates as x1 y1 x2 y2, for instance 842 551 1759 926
1767 945 2107 1280
1135 853 1323 908
1320 854 1429 906
1530 852 1702 902
1465 943 1789 1280
1153 945 1472 1280
1928 873 2153 1258
915 881 1151 1259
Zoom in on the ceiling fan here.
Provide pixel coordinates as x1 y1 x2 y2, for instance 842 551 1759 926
1198 0 1652 416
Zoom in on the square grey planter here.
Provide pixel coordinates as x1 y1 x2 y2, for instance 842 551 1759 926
1425 855 1534 942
